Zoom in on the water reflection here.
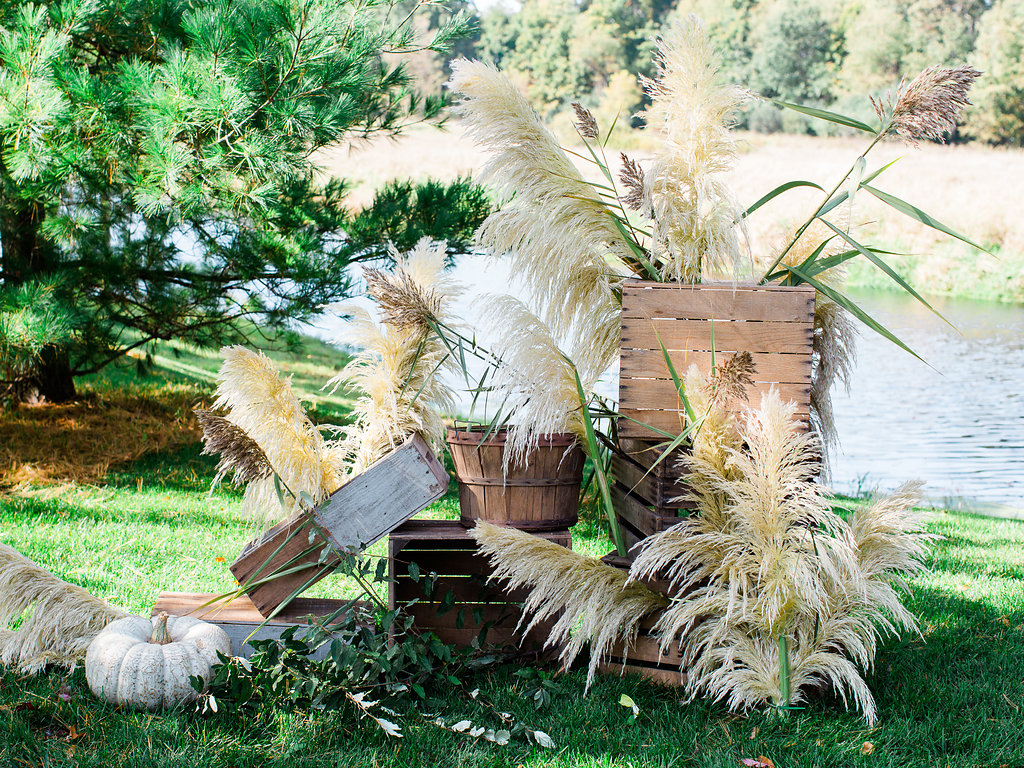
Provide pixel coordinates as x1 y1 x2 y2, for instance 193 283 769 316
830 289 1024 507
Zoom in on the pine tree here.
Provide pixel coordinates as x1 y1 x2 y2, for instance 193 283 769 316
0 0 486 403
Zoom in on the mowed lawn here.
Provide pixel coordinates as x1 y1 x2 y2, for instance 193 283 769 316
1 339 1023 767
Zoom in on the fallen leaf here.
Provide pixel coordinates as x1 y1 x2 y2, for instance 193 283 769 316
861 742 875 755
214 556 226 563
619 694 639 716
739 758 775 768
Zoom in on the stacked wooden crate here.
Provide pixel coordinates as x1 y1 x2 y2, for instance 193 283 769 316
389 520 570 652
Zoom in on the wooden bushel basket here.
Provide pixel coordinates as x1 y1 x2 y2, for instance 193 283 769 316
446 425 584 531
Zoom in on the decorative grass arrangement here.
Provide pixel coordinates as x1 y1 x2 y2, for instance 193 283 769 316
475 374 935 723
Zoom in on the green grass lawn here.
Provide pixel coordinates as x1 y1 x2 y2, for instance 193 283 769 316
1 340 1023 767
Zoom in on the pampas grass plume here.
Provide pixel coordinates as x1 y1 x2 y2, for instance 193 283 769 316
471 522 668 689
0 544 126 673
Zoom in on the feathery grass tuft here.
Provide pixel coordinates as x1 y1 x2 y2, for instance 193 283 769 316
875 65 983 146
329 239 459 473
0 544 126 674
471 522 668 689
447 58 626 376
627 388 930 724
195 409 274 487
214 346 341 523
639 16 749 282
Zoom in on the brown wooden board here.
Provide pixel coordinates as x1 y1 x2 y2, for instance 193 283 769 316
389 520 571 652
611 483 687 537
230 434 449 615
619 280 815 440
152 592 363 659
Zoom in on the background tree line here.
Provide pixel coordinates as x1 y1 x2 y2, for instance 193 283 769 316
422 0 1023 146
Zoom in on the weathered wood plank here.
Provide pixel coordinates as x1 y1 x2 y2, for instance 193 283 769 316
620 349 813 383
152 592 363 659
312 433 450 553
618 408 810 439
621 281 814 322
230 435 449 615
620 379 812 410
621 318 814 354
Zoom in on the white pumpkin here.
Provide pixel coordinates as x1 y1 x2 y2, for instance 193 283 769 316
85 611 231 711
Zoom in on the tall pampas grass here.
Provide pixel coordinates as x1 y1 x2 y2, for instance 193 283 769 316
447 58 626 377
0 544 126 673
329 239 459 473
638 16 748 282
628 389 930 724
471 522 668 688
214 346 342 523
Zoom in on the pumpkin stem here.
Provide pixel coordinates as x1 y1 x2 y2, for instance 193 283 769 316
150 612 172 645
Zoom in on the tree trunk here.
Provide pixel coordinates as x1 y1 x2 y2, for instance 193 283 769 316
1 199 78 403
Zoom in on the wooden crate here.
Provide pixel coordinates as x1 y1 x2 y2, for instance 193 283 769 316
389 520 570 652
611 438 694 541
599 614 687 687
597 555 684 687
231 434 449 615
618 280 815 440
152 591 364 659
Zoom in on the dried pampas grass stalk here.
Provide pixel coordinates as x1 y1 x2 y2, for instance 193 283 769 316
214 346 342 523
195 409 274 486
874 65 982 145
471 522 668 689
0 544 126 673
639 15 748 282
447 58 626 371
330 239 459 473
479 296 599 467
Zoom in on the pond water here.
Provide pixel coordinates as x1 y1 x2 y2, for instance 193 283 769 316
312 256 1024 512
829 289 1024 511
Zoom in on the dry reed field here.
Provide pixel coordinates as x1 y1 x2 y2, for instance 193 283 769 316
318 126 1024 301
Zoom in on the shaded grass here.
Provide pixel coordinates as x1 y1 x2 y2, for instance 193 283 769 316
1 341 1023 766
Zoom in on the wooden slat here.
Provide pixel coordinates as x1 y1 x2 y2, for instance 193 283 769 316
607 632 684 666
621 318 813 355
599 659 686 687
152 592 363 659
394 574 534 604
312 434 449 553
611 483 686 536
610 454 690 509
619 407 810 439
620 349 812 383
621 281 815 322
620 379 811 410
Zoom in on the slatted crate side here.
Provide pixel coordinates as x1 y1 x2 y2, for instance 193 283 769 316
598 615 687 687
388 520 571 651
611 483 687 538
609 450 691 511
618 281 815 439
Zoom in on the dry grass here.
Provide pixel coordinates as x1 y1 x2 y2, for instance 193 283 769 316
320 126 1024 300
0 389 203 488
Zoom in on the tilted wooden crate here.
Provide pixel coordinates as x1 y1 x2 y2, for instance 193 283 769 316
230 434 450 616
389 520 570 652
610 438 694 544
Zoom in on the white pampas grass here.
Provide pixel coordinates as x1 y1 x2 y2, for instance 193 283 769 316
479 296 599 467
448 58 626 376
471 522 667 689
0 544 126 673
639 16 748 283
214 346 342 523
329 239 459 473
627 389 929 724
